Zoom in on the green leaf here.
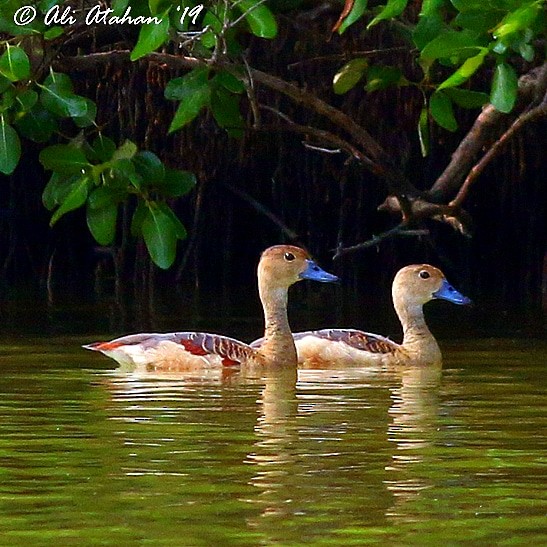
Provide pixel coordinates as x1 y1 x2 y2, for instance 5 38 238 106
418 106 429 157
0 75 12 94
367 0 408 29
364 65 405 92
111 140 138 162
0 115 21 175
91 135 117 162
42 173 74 211
430 91 458 131
50 176 90 226
73 98 97 128
15 89 38 113
338 0 368 34
130 10 170 60
39 144 90 174
87 185 126 209
133 151 165 184
494 3 541 39
0 10 43 36
15 106 58 142
200 7 226 48
0 45 30 82
518 42 534 62
210 87 244 137
0 85 16 110
39 82 88 118
44 26 64 40
168 83 210 133
437 49 488 90
237 0 278 39
111 158 142 189
420 0 444 17
111 0 130 16
149 0 171 15
157 168 196 197
39 0 59 11
165 67 209 100
420 30 482 66
455 11 502 33
490 62 518 113
450 0 492 12
44 71 73 94
333 58 368 95
413 12 444 50
157 202 187 239
142 201 179 269
131 199 148 237
87 198 118 245
444 88 489 108
215 71 246 94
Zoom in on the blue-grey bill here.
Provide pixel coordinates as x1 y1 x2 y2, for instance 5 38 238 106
433 278 472 305
299 260 339 283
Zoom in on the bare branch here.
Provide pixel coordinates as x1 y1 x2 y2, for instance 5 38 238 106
53 50 419 199
302 143 342 154
259 104 374 167
377 195 473 237
428 62 547 202
287 48 407 70
242 56 260 127
450 89 547 208
333 222 421 260
222 183 300 242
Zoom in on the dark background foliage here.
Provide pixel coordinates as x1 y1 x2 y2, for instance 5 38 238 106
0 5 545 334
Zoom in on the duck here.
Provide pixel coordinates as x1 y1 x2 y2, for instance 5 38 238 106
251 264 471 368
83 245 338 371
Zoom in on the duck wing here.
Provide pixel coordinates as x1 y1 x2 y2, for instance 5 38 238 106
84 331 257 367
293 328 398 354
250 328 397 354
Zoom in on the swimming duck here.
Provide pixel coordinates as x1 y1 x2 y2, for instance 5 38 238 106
83 245 338 370
252 264 470 368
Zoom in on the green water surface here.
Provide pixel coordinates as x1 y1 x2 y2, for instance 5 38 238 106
0 333 545 545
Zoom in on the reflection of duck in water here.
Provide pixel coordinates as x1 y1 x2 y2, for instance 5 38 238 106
385 366 442 520
84 246 337 371
245 368 299 534
246 368 396 539
254 264 470 368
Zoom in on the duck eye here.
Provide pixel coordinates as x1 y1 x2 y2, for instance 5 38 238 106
419 270 430 279
284 252 295 261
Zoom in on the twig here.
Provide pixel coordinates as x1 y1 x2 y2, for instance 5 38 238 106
287 48 407 69
222 183 300 241
333 222 413 260
428 62 547 202
229 0 268 29
242 56 260 127
176 178 207 281
302 143 342 154
450 90 547 208
53 50 420 198
259 104 374 167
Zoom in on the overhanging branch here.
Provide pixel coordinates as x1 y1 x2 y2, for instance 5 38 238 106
53 50 420 200
428 62 547 203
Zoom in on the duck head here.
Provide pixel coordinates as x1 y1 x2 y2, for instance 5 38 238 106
258 245 338 291
393 264 471 307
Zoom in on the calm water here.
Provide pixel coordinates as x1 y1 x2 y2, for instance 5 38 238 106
0 329 545 545
0 287 546 545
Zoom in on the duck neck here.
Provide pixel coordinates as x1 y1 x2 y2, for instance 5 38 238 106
258 281 297 367
395 300 441 364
